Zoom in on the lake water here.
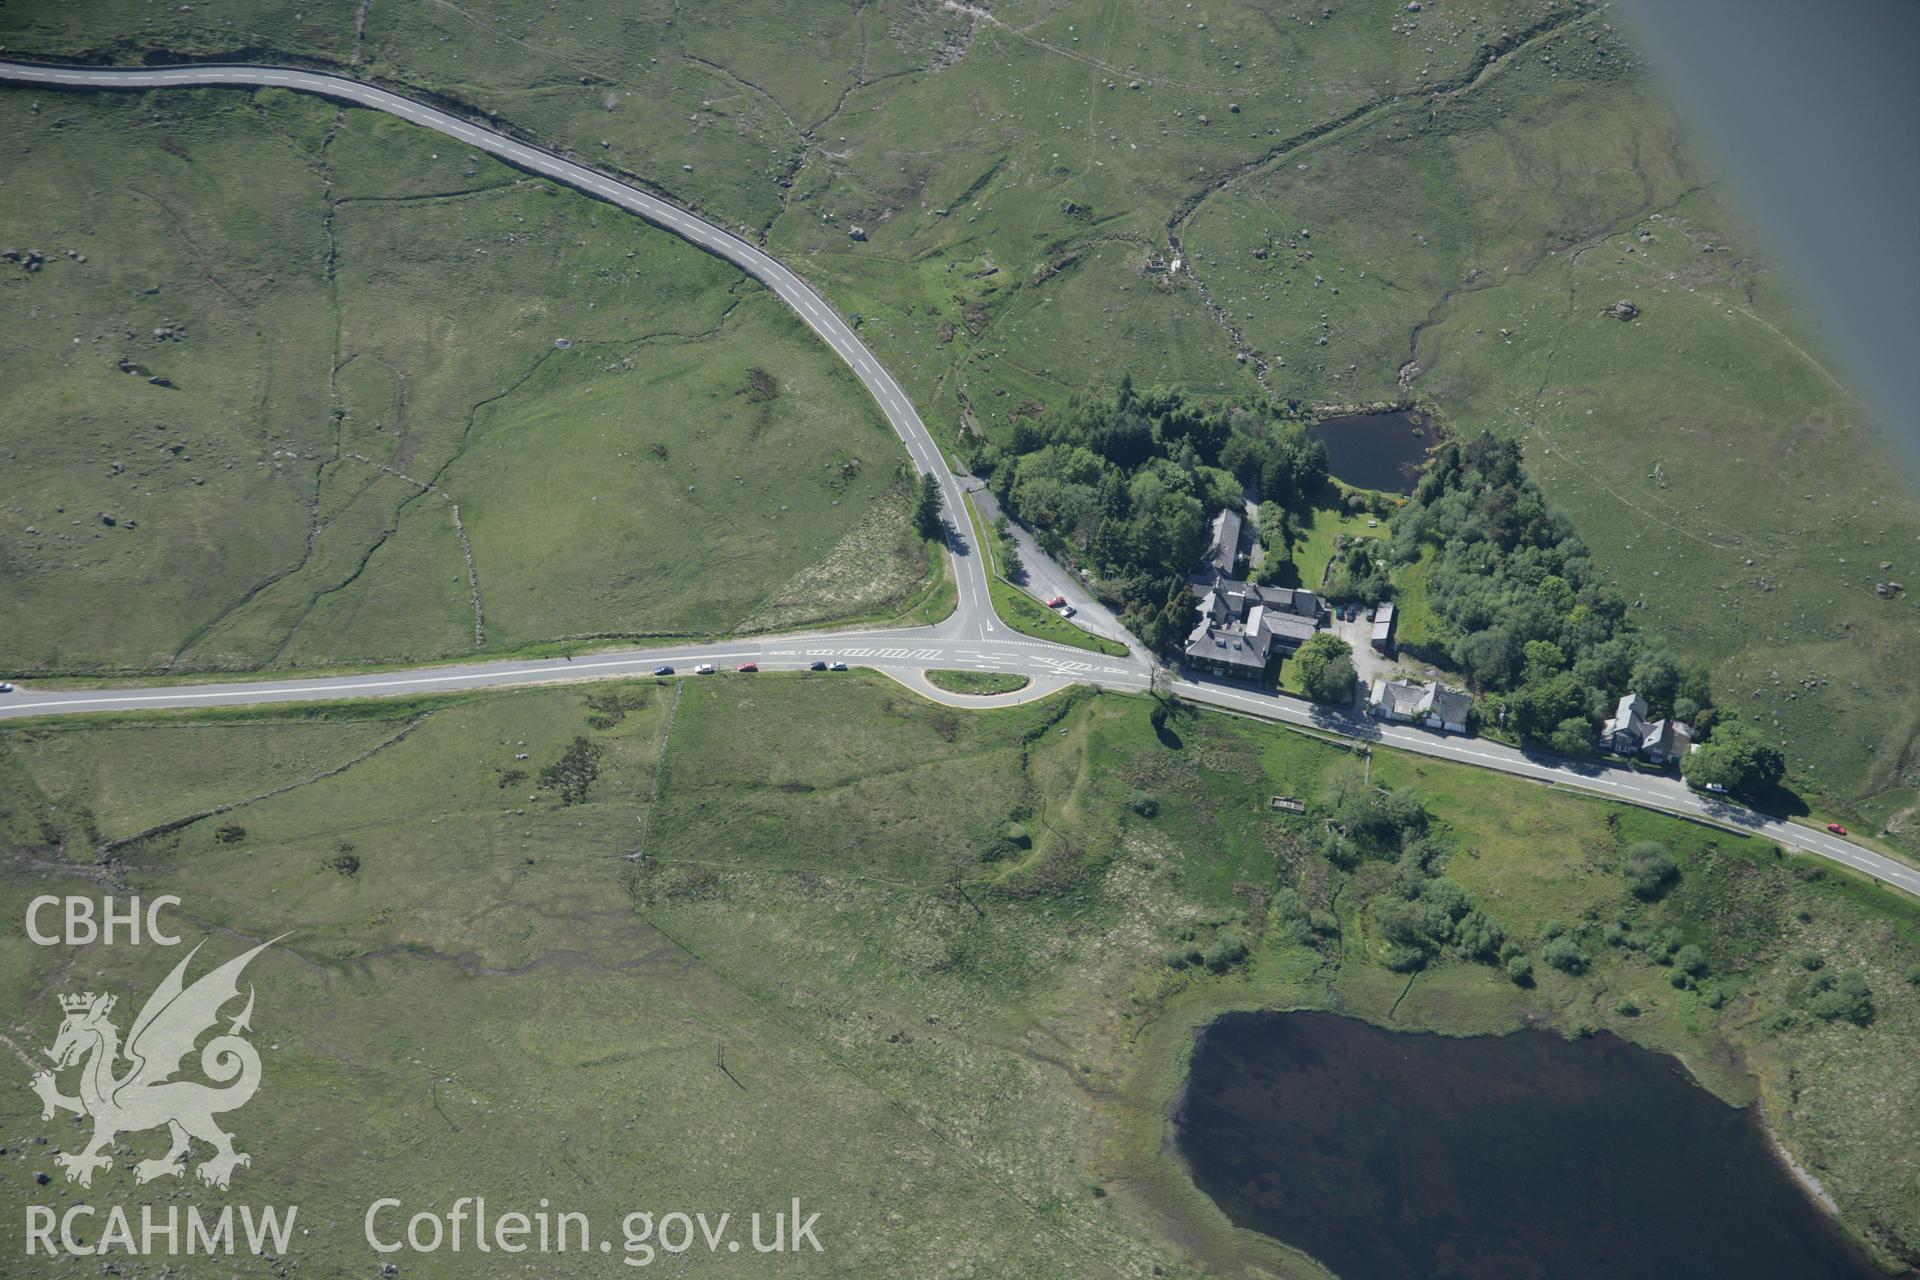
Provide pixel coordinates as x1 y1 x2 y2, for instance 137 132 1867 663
1175 1011 1884 1280
1307 410 1432 494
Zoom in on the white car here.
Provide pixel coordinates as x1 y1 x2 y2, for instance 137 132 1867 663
1702 781 1728 794
694 663 716 675
829 661 847 671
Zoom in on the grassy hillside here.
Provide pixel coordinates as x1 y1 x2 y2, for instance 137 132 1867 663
5 2 1911 831
0 0 1571 441
1178 38 1920 841
0 87 933 675
4 680 1917 1273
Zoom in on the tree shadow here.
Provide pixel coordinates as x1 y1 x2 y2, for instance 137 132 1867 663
1757 783 1811 820
1151 699 1185 749
1517 743 1609 777
1264 557 1304 589
1307 702 1379 741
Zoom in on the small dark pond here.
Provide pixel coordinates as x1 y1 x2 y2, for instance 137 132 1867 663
1307 410 1432 494
1176 1011 1884 1280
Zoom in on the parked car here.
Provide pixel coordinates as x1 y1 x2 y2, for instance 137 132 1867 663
0 682 13 693
736 661 759 673
808 660 828 671
652 665 674 676
694 663 716 675
829 661 848 671
1827 822 1849 836
1057 605 1076 617
1046 594 1067 608
1701 781 1728 794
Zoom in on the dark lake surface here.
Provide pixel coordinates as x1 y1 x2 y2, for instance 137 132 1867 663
1307 410 1431 494
1176 1011 1884 1280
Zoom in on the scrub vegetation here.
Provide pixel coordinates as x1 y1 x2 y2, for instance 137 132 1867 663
3 679 1917 1273
3 6 1918 1274
3 2 1916 834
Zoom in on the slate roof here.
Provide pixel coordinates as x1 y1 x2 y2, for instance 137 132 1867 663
1370 678 1472 727
1206 508 1243 579
1426 684 1472 727
1185 620 1268 670
1601 692 1692 757
1371 678 1429 717
1183 576 1321 668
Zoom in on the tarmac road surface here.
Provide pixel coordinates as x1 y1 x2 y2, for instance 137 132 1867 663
2 59 1914 904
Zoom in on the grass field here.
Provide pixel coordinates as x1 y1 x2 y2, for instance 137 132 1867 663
5 17 1920 1267
0 0 1568 448
1288 501 1385 594
1389 546 1439 651
0 87 934 675
925 669 1029 696
4 680 1918 1274
1170 31 1920 839
7 3 1917 834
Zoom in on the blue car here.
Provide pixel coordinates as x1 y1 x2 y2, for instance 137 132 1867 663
653 665 674 676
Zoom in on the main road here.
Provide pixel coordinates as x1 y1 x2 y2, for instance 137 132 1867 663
2 59 1915 903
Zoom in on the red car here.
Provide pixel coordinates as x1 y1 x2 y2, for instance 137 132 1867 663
1046 594 1067 608
1826 822 1848 836
736 661 759 673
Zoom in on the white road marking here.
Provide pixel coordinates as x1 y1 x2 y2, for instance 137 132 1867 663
5 59 1911 901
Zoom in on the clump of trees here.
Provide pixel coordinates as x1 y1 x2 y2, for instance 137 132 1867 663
1272 887 1339 946
1374 870 1509 973
1314 761 1434 869
1623 841 1680 900
970 376 1329 650
1303 765 1511 976
1292 632 1356 704
1543 933 1589 975
1387 433 1711 746
1671 944 1709 988
1203 933 1250 972
1164 930 1251 973
1806 969 1875 1025
1681 720 1786 796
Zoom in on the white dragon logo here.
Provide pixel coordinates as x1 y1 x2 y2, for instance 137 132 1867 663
30 938 281 1190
